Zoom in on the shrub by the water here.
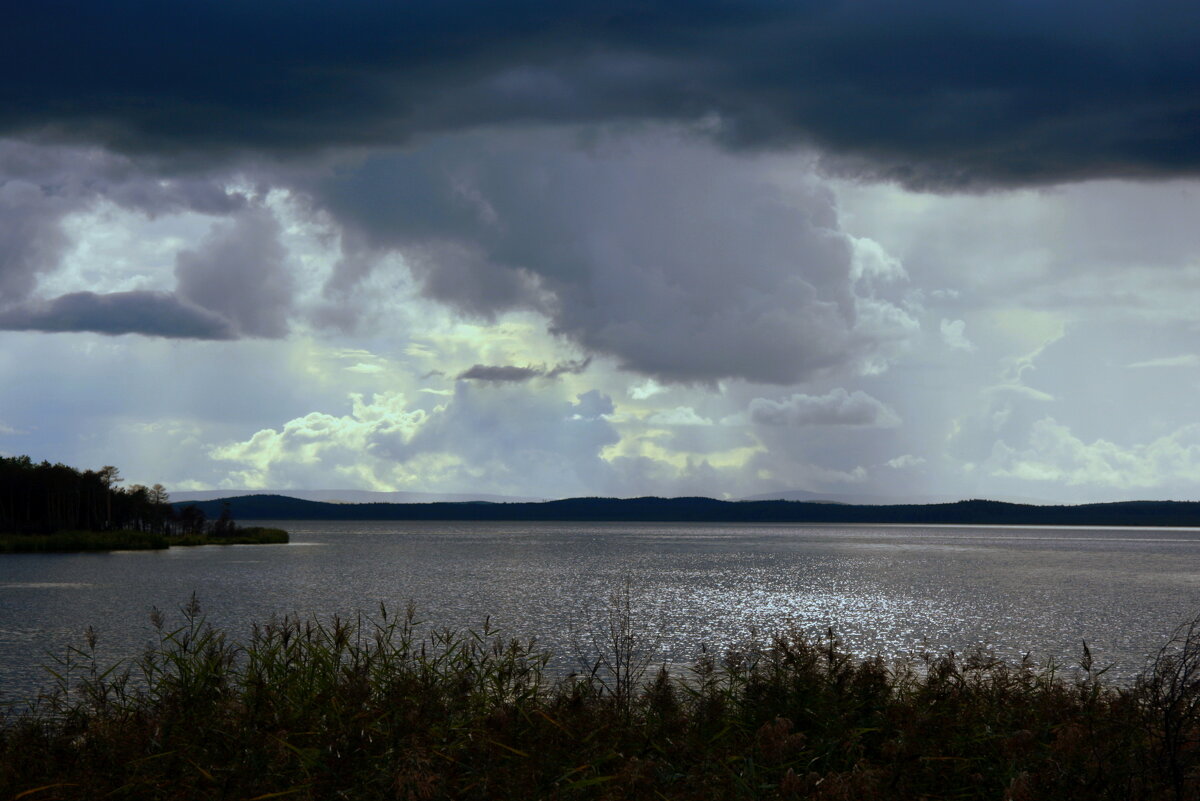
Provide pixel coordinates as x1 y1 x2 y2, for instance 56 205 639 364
170 527 290 547
2 600 1199 800
0 527 288 552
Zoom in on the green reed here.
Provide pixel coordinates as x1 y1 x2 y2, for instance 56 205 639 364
0 526 287 553
0 530 169 553
2 599 1198 800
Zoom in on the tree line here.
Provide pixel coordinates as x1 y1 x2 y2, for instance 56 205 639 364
0 455 217 536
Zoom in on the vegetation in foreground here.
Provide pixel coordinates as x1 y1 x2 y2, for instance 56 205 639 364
4 598 1200 800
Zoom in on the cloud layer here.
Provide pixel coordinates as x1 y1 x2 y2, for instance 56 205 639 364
5 1 1199 187
748 389 900 428
311 132 917 384
3 3 1200 504
457 357 592 382
0 291 237 339
213 386 620 497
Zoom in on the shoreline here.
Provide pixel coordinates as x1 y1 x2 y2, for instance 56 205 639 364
0 527 289 553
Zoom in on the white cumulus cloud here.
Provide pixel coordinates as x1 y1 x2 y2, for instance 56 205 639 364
940 318 975 351
990 418 1200 491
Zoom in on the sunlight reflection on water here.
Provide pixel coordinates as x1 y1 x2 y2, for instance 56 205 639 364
2 521 1199 699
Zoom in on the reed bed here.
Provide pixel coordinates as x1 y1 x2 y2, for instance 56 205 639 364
2 598 1198 800
0 526 287 553
0 530 168 553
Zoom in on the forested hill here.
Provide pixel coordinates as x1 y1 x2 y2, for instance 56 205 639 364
174 495 1200 527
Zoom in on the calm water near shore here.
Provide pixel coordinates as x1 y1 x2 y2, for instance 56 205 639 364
3 520 1200 699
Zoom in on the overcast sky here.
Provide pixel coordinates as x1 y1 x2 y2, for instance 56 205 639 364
2 0 1199 502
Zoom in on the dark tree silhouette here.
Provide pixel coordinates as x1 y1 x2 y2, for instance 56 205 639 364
176 503 207 536
2 456 192 537
213 502 236 537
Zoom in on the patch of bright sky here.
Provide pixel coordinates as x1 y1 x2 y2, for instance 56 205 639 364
47 200 217 296
600 432 763 473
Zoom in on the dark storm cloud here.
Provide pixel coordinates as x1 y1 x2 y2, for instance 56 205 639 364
457 364 545 383
546 358 593 378
456 357 592 382
175 209 294 338
4 1 1200 186
306 133 915 384
0 177 71 304
0 291 237 339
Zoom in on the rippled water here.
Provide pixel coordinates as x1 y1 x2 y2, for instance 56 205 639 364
3 520 1200 698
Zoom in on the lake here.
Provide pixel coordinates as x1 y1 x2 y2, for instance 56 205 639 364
3 520 1200 699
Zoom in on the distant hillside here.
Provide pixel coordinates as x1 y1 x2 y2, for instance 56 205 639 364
169 489 539 504
739 490 1055 505
173 495 1200 527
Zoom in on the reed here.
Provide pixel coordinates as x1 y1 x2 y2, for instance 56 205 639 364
0 529 168 553
2 600 1198 800
0 527 287 553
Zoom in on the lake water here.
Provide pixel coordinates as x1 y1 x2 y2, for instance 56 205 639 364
3 520 1200 699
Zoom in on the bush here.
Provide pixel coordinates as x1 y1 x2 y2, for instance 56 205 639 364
170 527 289 547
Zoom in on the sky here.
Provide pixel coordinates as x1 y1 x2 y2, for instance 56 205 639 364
2 0 1200 503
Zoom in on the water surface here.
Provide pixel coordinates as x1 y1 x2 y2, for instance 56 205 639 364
3 520 1199 698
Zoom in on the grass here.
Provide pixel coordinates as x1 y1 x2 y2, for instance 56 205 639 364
0 527 288 553
2 598 1199 800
